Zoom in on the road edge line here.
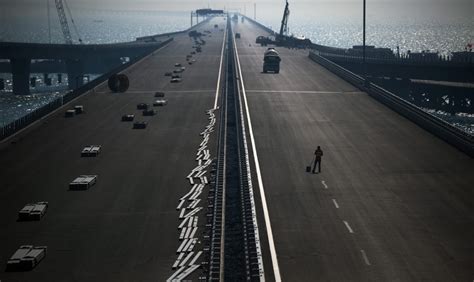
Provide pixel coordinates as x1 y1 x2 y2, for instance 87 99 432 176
213 24 227 109
232 27 282 282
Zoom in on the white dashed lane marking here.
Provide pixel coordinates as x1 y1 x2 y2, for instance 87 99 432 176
343 221 355 234
361 249 371 266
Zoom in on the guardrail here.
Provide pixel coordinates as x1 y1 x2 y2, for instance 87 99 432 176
136 17 213 42
240 15 276 35
0 38 173 141
316 51 473 67
309 51 474 157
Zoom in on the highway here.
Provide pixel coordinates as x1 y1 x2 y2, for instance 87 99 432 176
233 19 473 281
0 14 473 282
0 17 227 281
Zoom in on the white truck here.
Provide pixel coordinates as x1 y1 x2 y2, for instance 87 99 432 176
153 99 168 106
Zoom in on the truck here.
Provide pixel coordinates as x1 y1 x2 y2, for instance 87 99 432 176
263 48 281 73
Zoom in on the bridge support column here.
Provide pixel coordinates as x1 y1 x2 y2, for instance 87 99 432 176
10 58 31 95
103 57 123 70
66 59 84 90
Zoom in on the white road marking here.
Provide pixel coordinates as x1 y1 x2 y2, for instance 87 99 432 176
233 28 281 282
213 25 227 109
96 89 215 94
332 199 340 209
343 221 354 234
246 90 363 94
361 249 371 266
322 181 328 189
219 34 229 280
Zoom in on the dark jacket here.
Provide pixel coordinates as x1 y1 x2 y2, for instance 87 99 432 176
314 149 323 160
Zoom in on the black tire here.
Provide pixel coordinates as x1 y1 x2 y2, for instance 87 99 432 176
108 74 129 93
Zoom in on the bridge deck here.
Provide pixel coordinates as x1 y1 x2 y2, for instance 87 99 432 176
233 19 473 281
0 18 226 281
0 15 472 282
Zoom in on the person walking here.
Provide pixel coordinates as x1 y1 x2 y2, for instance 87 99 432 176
312 146 323 173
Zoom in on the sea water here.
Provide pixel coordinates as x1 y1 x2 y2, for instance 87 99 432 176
0 1 472 132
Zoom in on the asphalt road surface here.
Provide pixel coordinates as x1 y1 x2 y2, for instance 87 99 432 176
233 19 473 282
1 15 472 282
0 17 226 281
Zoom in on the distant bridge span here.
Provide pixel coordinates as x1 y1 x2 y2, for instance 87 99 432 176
0 39 172 94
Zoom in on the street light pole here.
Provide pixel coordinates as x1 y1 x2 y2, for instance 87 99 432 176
363 0 367 84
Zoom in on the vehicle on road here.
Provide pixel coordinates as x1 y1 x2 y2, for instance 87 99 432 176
122 114 135 121
133 121 147 129
74 105 84 114
143 109 157 116
137 103 148 110
263 48 281 73
64 109 75 117
153 99 168 106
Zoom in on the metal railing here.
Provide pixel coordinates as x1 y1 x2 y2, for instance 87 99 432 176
309 51 474 157
136 16 213 42
316 51 473 67
1 38 173 141
240 15 276 36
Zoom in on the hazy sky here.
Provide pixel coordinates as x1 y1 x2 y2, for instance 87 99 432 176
2 0 472 11
1 0 471 18
0 0 471 50
1 0 471 28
